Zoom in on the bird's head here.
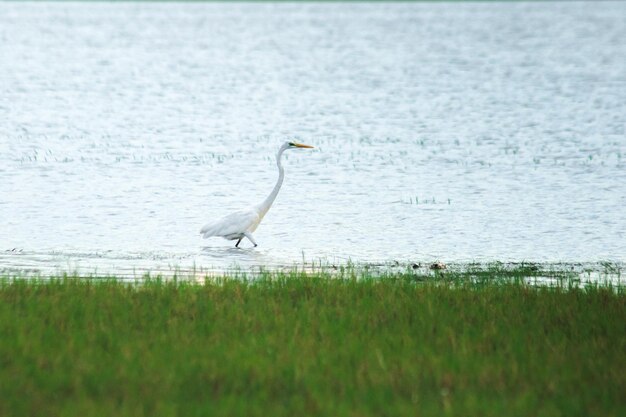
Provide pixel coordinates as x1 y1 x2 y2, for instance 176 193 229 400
285 141 314 150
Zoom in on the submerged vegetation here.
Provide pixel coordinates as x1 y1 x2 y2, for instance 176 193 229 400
0 269 624 416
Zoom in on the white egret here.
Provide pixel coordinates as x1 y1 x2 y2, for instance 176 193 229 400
200 141 314 247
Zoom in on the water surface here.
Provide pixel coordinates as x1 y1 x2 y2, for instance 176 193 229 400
1 2 625 275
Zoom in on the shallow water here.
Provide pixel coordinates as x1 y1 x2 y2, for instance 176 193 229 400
1 2 625 275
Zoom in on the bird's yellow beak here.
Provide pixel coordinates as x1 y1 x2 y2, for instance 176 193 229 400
293 142 314 149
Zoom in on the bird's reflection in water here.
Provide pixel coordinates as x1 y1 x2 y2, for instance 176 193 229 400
200 245 279 269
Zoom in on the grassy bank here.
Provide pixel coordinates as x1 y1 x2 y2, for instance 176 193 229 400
0 272 624 416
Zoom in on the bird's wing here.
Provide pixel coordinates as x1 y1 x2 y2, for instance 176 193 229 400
200 208 260 238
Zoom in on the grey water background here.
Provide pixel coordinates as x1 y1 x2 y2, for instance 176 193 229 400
1 2 625 276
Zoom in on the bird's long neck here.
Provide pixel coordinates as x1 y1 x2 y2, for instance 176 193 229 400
257 147 286 218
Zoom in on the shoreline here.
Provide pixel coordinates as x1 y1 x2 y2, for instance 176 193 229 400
2 261 624 286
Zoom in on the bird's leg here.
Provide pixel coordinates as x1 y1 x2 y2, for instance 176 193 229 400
235 238 243 248
243 232 258 247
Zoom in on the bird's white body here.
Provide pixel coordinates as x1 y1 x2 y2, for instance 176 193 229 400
200 141 313 247
200 208 260 241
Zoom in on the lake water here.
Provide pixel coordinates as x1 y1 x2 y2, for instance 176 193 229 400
1 2 625 276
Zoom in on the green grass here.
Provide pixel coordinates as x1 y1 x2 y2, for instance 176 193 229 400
0 270 624 417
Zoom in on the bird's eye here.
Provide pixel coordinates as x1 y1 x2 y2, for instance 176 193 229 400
288 142 295 146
